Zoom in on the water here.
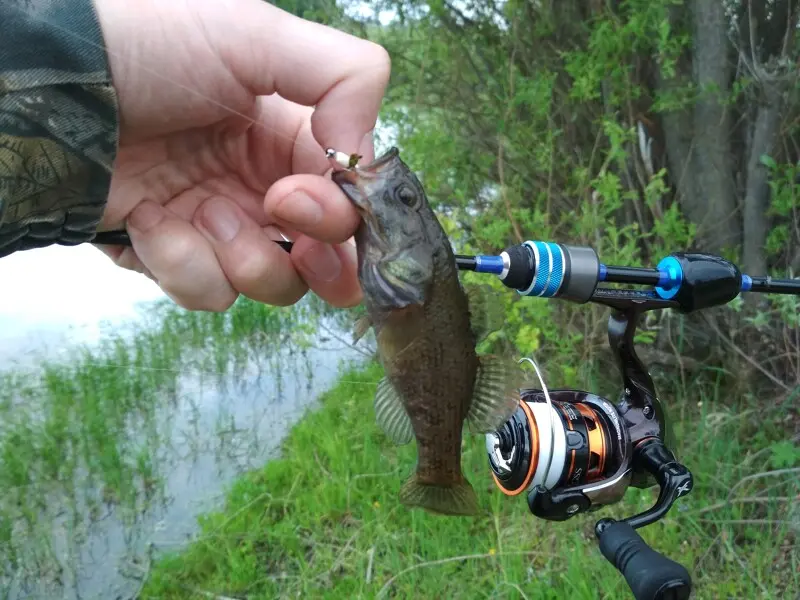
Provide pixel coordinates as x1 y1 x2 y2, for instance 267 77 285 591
0 246 368 600
0 245 165 369
53 340 360 600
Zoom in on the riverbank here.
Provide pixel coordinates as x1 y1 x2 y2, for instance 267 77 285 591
139 361 798 599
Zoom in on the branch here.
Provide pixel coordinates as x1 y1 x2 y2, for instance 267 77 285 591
685 496 794 516
701 313 793 392
726 467 800 499
365 546 376 584
376 551 556 598
497 136 523 243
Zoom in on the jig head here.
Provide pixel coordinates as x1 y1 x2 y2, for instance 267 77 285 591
326 148 362 170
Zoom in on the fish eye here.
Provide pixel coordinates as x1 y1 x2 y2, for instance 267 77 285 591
395 183 420 208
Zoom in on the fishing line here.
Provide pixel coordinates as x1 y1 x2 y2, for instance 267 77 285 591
5 2 391 160
518 355 557 494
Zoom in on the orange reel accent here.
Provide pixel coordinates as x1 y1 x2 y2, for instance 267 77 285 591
492 400 539 496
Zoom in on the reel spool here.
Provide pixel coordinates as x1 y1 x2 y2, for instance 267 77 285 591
486 356 633 520
487 392 619 495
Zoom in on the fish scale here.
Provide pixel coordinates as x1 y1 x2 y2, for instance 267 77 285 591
332 146 525 516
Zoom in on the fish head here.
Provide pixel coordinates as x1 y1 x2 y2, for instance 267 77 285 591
332 147 444 312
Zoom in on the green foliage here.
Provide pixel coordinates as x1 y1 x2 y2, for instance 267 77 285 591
769 440 800 469
762 154 800 266
649 199 697 253
269 0 344 25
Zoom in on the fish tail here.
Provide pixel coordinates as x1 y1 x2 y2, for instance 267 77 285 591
399 474 480 516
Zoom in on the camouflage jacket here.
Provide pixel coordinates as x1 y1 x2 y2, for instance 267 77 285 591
0 0 119 260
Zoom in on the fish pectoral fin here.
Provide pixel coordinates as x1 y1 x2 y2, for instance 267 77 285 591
374 376 414 445
464 282 505 342
352 314 373 344
465 354 524 433
399 475 480 516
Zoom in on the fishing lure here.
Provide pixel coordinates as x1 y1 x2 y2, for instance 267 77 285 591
326 148 362 170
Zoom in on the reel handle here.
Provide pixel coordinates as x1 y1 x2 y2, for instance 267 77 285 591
596 519 692 600
625 439 694 529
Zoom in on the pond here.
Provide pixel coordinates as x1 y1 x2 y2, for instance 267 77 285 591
0 246 366 600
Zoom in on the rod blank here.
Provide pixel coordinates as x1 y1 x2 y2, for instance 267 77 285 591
86 231 800 297
748 276 800 295
602 265 661 286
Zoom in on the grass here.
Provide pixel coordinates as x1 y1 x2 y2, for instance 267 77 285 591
139 361 799 600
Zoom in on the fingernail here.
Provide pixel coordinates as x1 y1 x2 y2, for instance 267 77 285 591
275 191 323 227
127 200 164 233
298 242 342 282
341 239 358 261
201 198 241 243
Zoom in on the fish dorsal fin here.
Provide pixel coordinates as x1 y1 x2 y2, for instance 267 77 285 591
465 354 523 433
463 282 505 343
352 314 372 344
374 375 414 445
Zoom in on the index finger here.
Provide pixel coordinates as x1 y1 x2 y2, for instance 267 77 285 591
218 0 391 153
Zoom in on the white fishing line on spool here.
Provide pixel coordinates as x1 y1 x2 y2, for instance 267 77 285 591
518 355 567 492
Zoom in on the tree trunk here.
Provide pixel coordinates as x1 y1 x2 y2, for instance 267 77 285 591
686 0 741 254
743 89 782 277
652 4 700 241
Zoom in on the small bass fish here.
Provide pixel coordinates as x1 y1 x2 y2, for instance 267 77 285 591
331 147 523 516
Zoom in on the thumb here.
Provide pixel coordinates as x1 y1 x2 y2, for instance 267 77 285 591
213 0 391 153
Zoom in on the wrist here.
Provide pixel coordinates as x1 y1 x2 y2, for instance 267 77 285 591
0 0 120 258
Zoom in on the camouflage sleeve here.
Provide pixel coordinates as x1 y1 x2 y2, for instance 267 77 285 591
0 0 119 260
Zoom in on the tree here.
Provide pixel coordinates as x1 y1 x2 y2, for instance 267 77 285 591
338 0 800 383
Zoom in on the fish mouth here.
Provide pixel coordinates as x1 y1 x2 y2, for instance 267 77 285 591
331 146 402 260
331 147 401 213
363 258 427 310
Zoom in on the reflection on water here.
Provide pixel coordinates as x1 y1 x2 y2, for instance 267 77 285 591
0 298 368 600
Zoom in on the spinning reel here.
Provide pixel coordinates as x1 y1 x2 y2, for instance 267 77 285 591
475 242 800 600
486 307 693 600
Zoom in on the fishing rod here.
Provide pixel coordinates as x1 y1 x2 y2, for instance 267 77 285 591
92 228 796 599
91 230 485 266
456 240 800 299
90 230 296 252
91 232 800 299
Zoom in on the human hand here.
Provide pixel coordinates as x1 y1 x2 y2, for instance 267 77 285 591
92 0 390 310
